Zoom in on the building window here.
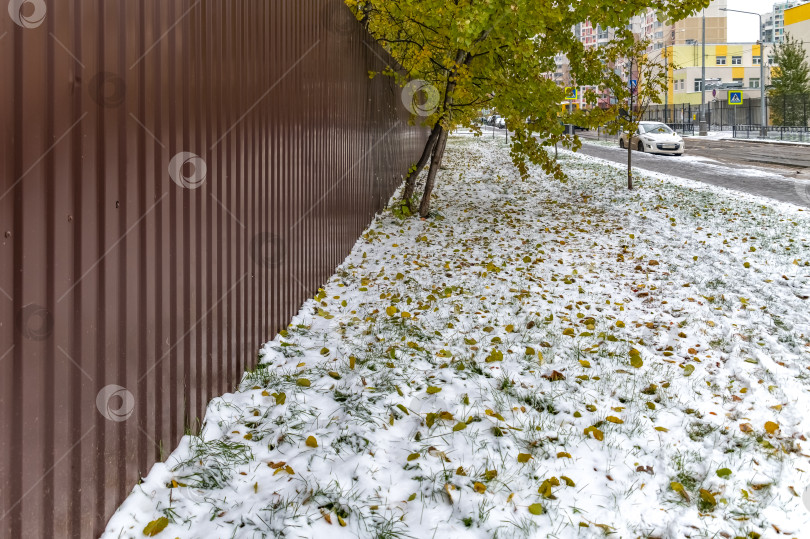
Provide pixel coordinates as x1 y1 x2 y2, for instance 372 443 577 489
749 78 760 88
716 56 726 65
694 78 702 92
732 56 742 65
733 78 744 86
753 56 762 65
768 56 775 65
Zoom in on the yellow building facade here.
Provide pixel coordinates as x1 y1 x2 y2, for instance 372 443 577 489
665 43 775 105
785 3 810 64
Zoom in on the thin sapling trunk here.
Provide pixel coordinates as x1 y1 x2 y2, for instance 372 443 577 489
418 127 448 218
402 123 442 209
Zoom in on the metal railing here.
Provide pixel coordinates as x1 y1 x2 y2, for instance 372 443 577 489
667 123 695 136
733 125 810 141
645 94 810 133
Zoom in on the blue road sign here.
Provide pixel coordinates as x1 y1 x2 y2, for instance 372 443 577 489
630 79 638 94
728 90 743 105
565 87 577 100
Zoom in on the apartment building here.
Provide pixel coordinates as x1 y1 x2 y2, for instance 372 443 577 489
669 43 774 105
577 20 598 49
671 1 728 46
550 2 729 77
632 1 727 51
785 3 810 66
549 0 734 108
763 0 809 43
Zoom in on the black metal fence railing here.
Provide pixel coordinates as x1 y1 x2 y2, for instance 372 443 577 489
642 103 697 125
643 94 810 134
668 123 695 136
733 125 810 141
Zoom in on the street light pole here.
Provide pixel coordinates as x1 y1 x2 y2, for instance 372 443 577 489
700 11 707 136
721 8 767 137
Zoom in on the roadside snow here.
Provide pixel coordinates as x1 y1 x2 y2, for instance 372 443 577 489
683 131 810 146
732 138 810 147
579 139 786 180
578 139 619 149
103 135 810 539
672 154 720 165
683 131 733 141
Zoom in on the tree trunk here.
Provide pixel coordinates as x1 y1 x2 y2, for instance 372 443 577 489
627 131 633 190
418 127 448 218
402 123 442 209
411 49 472 217
628 56 635 191
628 82 634 190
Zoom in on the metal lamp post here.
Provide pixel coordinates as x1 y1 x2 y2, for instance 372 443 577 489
721 8 767 137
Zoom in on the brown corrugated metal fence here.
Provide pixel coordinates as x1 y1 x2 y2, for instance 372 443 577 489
0 1 427 537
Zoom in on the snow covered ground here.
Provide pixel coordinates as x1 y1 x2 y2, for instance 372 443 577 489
578 139 793 181
682 131 734 141
103 135 810 539
682 131 810 146
731 137 810 147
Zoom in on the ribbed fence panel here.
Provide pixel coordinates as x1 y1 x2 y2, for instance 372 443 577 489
0 1 427 536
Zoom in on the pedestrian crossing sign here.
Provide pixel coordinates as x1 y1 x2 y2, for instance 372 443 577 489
565 87 577 100
728 90 743 105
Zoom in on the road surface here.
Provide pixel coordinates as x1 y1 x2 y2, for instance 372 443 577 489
681 137 810 170
573 134 810 208
464 126 810 208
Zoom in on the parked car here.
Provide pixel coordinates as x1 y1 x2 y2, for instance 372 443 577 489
619 121 684 155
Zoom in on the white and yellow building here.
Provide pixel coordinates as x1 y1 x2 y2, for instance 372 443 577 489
665 43 775 105
785 2 810 64
764 1 809 43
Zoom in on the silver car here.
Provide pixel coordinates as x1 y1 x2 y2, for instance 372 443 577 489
619 122 684 156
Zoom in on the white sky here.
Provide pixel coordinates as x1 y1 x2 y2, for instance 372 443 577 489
725 0 780 42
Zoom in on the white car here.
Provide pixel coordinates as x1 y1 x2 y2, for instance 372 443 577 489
619 121 684 156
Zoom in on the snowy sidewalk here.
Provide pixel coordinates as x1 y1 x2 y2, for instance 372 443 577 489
104 135 810 539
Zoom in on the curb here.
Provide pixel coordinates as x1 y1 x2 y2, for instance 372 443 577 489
716 137 810 148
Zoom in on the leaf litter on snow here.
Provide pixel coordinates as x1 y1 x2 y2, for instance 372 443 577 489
103 135 810 538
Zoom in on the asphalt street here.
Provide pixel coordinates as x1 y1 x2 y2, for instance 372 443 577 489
573 132 810 208
468 126 810 208
681 137 810 170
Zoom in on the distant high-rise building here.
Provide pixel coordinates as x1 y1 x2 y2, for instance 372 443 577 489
546 0 735 109
630 1 728 51
673 1 728 46
784 2 810 65
762 1 810 43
